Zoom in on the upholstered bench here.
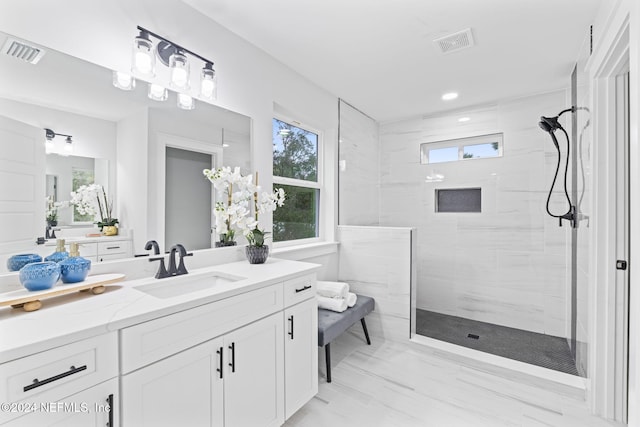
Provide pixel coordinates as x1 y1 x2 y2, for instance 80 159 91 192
317 294 375 383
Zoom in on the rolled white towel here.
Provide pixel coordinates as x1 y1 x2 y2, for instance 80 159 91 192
316 280 349 299
346 292 357 308
317 295 348 313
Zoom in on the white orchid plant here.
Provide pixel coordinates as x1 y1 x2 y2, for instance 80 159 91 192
203 166 286 247
45 196 69 223
70 184 118 229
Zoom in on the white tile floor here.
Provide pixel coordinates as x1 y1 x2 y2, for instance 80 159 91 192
284 325 623 427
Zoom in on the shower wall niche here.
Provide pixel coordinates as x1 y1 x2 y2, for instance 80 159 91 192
379 90 572 337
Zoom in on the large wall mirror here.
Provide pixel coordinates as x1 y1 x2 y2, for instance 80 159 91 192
0 30 251 269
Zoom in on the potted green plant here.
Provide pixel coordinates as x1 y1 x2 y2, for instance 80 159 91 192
243 172 286 264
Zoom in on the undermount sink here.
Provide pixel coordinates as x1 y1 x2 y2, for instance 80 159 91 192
133 272 246 299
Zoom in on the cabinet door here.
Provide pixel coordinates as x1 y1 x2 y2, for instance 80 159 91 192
284 298 318 419
5 378 117 427
121 338 223 427
224 313 284 427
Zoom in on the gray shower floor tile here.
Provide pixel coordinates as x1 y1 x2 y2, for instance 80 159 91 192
416 309 580 376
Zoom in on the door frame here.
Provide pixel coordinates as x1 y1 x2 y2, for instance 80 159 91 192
588 9 631 421
153 132 222 252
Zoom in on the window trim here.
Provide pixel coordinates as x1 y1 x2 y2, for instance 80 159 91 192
272 115 324 245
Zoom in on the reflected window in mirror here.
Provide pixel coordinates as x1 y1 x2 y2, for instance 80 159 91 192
72 167 95 222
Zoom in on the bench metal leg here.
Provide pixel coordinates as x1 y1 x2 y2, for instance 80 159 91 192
361 318 371 345
325 343 332 383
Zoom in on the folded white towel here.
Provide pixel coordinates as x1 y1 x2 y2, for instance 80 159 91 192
317 295 348 313
346 292 357 308
316 281 349 299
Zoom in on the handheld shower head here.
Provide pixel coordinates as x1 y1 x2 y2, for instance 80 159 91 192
539 116 562 133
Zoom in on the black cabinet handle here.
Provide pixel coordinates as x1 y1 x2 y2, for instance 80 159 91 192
107 394 114 427
295 284 312 293
228 342 235 373
216 347 224 379
106 246 121 250
24 365 87 392
288 315 294 340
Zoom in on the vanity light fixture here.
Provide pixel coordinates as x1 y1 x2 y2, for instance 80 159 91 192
177 93 195 110
148 83 168 101
132 29 155 77
117 26 218 108
112 71 136 91
44 128 73 152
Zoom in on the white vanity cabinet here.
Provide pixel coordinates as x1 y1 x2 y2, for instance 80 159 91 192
121 313 284 427
282 274 318 419
121 338 224 427
0 332 118 426
3 378 117 427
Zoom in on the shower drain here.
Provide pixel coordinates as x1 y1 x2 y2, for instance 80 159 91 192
467 333 480 340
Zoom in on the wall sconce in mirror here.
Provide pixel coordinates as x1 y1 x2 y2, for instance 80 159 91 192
44 128 73 154
113 26 218 109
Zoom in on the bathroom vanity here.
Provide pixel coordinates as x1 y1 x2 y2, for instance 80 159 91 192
0 258 318 426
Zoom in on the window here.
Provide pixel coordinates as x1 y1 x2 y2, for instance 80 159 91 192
72 167 95 222
272 118 321 242
421 133 503 164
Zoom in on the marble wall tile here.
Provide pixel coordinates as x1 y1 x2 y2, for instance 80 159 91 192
337 226 415 341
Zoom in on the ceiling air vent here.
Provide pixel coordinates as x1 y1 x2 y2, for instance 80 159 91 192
2 37 46 64
433 28 475 54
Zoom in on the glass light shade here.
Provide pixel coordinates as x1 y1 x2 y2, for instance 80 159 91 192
200 65 217 99
64 137 73 153
148 83 168 101
112 71 136 91
170 51 190 89
177 93 195 110
132 35 155 77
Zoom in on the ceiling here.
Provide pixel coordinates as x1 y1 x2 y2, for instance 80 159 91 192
183 0 604 122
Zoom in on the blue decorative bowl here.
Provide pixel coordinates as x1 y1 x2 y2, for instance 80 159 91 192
7 254 43 272
19 262 61 291
45 251 69 263
60 257 91 284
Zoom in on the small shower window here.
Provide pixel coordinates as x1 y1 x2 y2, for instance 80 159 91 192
420 133 503 164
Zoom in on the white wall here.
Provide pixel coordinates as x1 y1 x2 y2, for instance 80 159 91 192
379 90 571 337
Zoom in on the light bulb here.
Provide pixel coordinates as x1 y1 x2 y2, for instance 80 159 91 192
132 31 155 77
177 93 195 110
148 83 168 101
112 71 135 91
170 51 190 89
200 63 217 99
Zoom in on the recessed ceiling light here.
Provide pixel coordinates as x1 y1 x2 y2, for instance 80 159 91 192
458 117 470 122
442 92 458 101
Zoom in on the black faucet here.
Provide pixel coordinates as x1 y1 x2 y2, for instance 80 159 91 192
144 240 160 255
147 240 171 279
168 244 193 276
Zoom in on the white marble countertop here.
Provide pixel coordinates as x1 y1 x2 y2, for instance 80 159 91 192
0 258 319 364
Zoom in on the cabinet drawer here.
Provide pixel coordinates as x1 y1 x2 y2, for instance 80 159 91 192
97 241 130 255
0 332 118 425
76 242 97 257
283 274 316 307
120 283 284 373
